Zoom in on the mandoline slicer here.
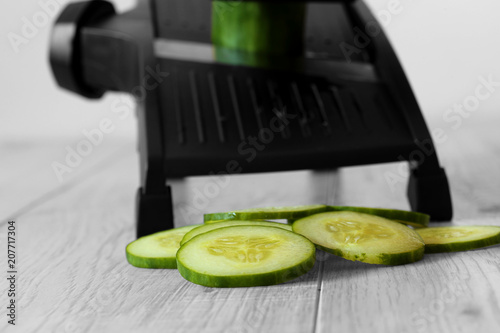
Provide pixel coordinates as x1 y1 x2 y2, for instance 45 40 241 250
49 0 453 237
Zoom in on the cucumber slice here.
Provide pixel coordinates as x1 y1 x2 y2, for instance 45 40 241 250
126 225 201 269
204 205 327 223
292 211 425 265
326 206 430 227
416 226 500 253
176 225 316 287
181 220 292 246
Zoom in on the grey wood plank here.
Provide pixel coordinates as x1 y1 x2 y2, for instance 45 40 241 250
0 141 338 333
316 118 500 333
0 137 133 223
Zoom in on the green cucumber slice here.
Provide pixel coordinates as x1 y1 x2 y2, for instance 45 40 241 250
181 220 292 246
176 225 316 287
327 206 430 227
292 211 425 265
204 205 327 223
126 225 201 269
416 226 500 253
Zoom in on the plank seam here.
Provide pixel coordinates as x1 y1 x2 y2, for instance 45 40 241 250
312 170 340 333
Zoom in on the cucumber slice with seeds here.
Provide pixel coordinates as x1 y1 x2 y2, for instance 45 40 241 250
327 206 429 227
181 220 292 246
416 226 500 253
293 211 425 265
176 225 316 287
204 205 327 223
126 225 202 269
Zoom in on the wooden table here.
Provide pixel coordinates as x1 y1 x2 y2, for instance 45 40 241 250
1 112 499 333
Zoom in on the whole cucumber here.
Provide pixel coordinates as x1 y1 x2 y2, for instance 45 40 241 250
212 1 306 67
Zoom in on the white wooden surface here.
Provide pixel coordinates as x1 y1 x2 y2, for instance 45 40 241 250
2 1 500 332
1 115 500 333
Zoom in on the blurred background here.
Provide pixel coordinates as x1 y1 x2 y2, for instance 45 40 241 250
1 0 499 141
1 0 500 218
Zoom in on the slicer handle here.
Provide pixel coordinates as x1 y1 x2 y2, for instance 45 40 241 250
49 0 116 99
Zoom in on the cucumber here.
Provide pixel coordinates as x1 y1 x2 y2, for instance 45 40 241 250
204 205 327 223
212 1 306 67
126 225 201 269
176 225 316 287
181 220 292 246
327 206 430 227
292 211 425 265
416 226 500 253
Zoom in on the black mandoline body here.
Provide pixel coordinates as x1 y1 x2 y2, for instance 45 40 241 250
49 0 453 238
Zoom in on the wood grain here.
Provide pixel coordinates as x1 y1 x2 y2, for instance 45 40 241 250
316 116 500 333
0 137 133 223
2 115 500 333
0 141 337 333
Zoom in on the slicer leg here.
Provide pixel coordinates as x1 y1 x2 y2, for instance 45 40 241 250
407 165 453 221
136 186 174 238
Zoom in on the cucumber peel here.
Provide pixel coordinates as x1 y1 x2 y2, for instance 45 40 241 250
126 224 201 269
176 225 316 288
416 226 500 253
204 205 328 223
327 206 430 228
181 220 292 246
126 203 499 287
292 211 425 265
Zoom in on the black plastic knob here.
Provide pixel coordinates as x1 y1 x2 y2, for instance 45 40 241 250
49 0 115 99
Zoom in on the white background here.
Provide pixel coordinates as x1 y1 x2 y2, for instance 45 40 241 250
1 0 499 141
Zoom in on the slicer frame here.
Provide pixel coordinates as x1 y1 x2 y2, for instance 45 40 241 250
49 0 453 237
